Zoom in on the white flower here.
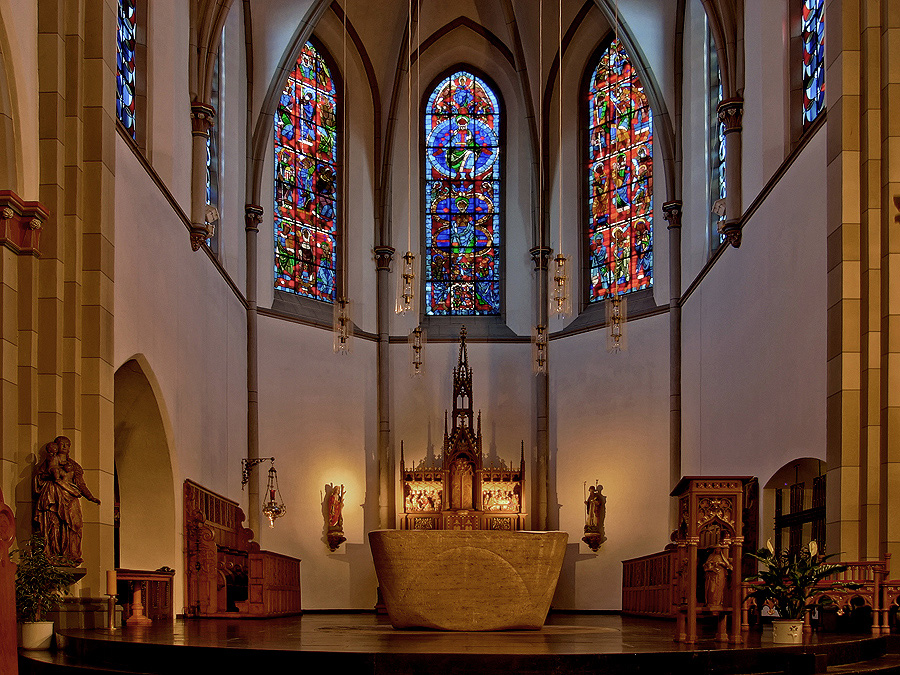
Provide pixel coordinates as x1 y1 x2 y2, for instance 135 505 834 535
808 541 817 557
766 539 775 554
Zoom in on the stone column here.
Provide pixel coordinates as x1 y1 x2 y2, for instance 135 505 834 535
529 245 551 531
244 205 263 535
189 103 216 251
716 98 743 248
374 246 395 529
663 201 683 520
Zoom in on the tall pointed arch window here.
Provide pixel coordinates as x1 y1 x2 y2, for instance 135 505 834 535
424 70 501 316
116 0 137 138
585 38 652 303
801 0 825 128
708 29 726 249
274 41 339 302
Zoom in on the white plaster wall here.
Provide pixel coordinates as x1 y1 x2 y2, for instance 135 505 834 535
680 126 828 485
114 136 249 613
145 0 192 201
552 313 671 610
742 0 791 203
256 319 378 610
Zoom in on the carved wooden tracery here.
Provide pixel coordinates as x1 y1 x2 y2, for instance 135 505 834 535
399 327 526 531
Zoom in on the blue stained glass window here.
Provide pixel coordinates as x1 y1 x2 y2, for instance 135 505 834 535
586 39 653 302
116 0 137 138
801 0 825 127
709 31 726 247
424 70 501 316
273 41 338 302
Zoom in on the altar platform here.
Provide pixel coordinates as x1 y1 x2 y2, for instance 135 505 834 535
19 613 900 675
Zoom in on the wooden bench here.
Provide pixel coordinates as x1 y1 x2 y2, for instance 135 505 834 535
184 480 301 617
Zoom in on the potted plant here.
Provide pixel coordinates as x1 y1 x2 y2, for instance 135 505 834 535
744 540 855 644
13 535 77 650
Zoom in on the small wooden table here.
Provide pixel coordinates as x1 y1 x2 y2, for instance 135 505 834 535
115 568 175 626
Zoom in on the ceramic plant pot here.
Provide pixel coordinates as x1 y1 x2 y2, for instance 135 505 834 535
19 620 54 650
771 618 803 644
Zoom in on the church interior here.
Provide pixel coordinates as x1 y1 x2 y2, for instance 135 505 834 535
1 0 899 672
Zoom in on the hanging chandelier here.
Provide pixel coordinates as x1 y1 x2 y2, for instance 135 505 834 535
241 457 286 528
333 297 352 354
409 325 426 376
532 324 548 374
606 293 627 352
550 254 571 318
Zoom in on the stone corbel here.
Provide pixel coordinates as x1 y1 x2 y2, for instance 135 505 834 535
529 246 552 271
718 219 742 248
0 191 49 256
373 245 395 271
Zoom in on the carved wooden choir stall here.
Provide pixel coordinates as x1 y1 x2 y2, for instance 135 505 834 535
400 327 526 532
184 480 301 617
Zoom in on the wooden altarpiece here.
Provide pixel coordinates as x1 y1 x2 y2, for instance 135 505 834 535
670 476 756 645
399 327 526 531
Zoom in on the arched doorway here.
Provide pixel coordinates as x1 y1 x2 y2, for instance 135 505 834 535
763 457 826 553
113 358 176 575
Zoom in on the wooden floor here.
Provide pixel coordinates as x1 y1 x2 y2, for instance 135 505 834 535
54 612 873 653
21 613 900 675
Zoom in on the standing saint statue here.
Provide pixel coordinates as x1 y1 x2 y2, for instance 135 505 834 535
703 545 733 610
33 436 100 564
325 484 346 551
582 484 607 551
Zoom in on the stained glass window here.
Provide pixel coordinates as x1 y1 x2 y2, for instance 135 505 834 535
586 39 653 302
274 41 338 302
709 31 726 248
116 0 137 138
424 70 501 316
801 0 825 128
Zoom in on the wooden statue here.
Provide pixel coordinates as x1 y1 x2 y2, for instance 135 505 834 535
33 436 100 564
582 483 607 551
703 545 733 610
325 484 346 551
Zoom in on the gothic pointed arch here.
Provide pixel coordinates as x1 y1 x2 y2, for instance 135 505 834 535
274 37 341 303
583 36 653 303
422 66 503 316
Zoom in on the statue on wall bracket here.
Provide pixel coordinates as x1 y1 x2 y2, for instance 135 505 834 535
33 436 100 565
582 482 607 552
324 484 346 551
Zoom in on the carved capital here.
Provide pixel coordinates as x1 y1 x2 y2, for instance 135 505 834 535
374 245 395 271
245 204 264 233
0 190 48 255
190 102 216 136
662 200 683 229
717 97 743 135
718 219 742 248
529 246 552 271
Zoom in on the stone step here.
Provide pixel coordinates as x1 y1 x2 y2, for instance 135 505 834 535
18 651 153 675
827 654 900 675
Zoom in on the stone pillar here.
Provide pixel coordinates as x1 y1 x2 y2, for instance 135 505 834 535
529 245 551 531
716 98 743 248
190 102 216 251
245 205 263 535
374 245 394 529
662 201 682 522
878 5 900 565
825 0 864 562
